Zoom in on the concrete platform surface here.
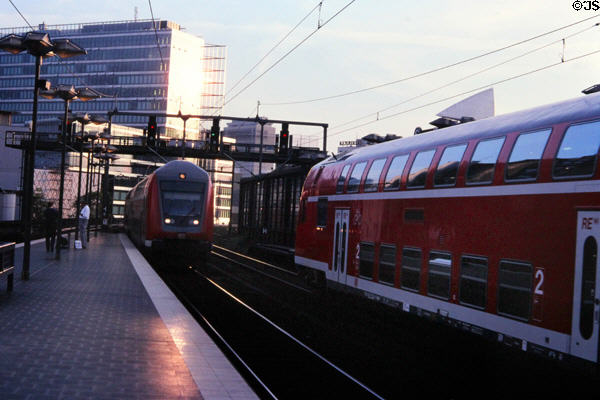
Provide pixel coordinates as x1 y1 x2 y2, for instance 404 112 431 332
0 233 257 400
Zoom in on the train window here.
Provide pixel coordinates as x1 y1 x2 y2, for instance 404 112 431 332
359 242 375 280
506 129 551 182
160 181 205 222
347 162 367 193
311 166 324 189
364 158 387 192
407 149 436 188
317 197 328 227
553 120 600 179
434 144 467 187
336 165 351 193
466 137 505 184
379 244 396 285
404 209 424 223
427 251 451 300
401 247 421 292
384 154 409 190
459 256 488 309
498 260 532 321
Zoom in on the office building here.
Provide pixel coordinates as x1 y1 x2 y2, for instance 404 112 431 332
0 19 226 138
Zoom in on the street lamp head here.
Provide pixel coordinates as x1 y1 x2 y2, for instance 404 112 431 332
0 32 86 59
77 87 105 102
22 32 54 57
75 113 92 124
51 39 87 58
0 34 25 54
89 114 108 125
40 84 78 101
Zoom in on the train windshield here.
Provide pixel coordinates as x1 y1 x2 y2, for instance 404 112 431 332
160 181 205 217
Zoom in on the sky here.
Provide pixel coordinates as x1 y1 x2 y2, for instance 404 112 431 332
1 0 599 151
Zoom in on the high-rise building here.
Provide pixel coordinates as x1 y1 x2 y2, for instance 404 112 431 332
0 19 226 138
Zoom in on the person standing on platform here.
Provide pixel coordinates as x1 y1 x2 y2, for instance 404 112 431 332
43 202 59 252
79 203 90 249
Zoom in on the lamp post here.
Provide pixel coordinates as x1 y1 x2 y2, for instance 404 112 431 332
0 32 86 279
97 137 118 232
74 113 105 245
40 86 102 260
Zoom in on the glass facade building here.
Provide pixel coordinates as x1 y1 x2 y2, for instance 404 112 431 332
0 20 226 139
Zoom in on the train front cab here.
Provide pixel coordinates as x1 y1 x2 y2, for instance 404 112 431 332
146 165 213 260
296 110 600 365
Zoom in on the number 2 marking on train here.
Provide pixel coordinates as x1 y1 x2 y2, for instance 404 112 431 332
534 269 544 295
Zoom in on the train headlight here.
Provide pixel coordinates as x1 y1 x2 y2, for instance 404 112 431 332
164 218 172 224
192 219 199 225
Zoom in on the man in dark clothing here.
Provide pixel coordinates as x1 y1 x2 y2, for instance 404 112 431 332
44 202 59 252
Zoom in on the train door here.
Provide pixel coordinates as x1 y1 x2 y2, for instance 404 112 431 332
571 211 600 362
332 209 350 285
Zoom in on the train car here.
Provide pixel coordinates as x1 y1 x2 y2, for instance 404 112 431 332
295 91 600 365
125 160 213 259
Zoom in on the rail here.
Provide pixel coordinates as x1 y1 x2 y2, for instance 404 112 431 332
0 242 15 292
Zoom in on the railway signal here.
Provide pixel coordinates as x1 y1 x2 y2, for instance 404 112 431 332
147 115 157 146
210 118 220 152
279 122 289 154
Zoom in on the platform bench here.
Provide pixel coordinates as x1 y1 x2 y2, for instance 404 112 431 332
0 242 15 292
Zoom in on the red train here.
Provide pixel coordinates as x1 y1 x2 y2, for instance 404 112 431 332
125 160 213 259
295 91 600 364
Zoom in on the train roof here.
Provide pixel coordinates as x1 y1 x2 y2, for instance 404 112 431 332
154 160 210 181
322 91 600 166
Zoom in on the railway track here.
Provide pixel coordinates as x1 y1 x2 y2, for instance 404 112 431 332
210 245 311 293
153 246 600 399
154 256 385 399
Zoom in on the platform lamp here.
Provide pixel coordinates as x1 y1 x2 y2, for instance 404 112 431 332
40 86 102 260
94 130 113 236
0 32 86 279
92 146 118 236
74 113 106 245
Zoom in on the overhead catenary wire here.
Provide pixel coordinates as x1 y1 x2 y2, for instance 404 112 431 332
261 14 600 106
8 0 33 30
225 1 323 99
326 47 600 139
330 22 600 132
147 0 166 70
222 0 358 108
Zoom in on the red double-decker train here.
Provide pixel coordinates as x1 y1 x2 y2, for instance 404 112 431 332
125 160 213 260
295 91 600 364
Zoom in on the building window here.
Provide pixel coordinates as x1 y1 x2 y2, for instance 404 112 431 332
359 242 375 279
401 247 421 292
466 137 505 184
553 120 600 178
347 161 367 193
434 144 467 187
459 256 488 309
378 244 396 285
427 251 451 299
317 197 328 227
498 260 532 321
336 165 351 193
364 158 386 192
384 154 409 190
506 129 551 181
407 150 436 188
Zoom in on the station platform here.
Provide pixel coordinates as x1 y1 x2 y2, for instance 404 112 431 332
0 233 258 400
